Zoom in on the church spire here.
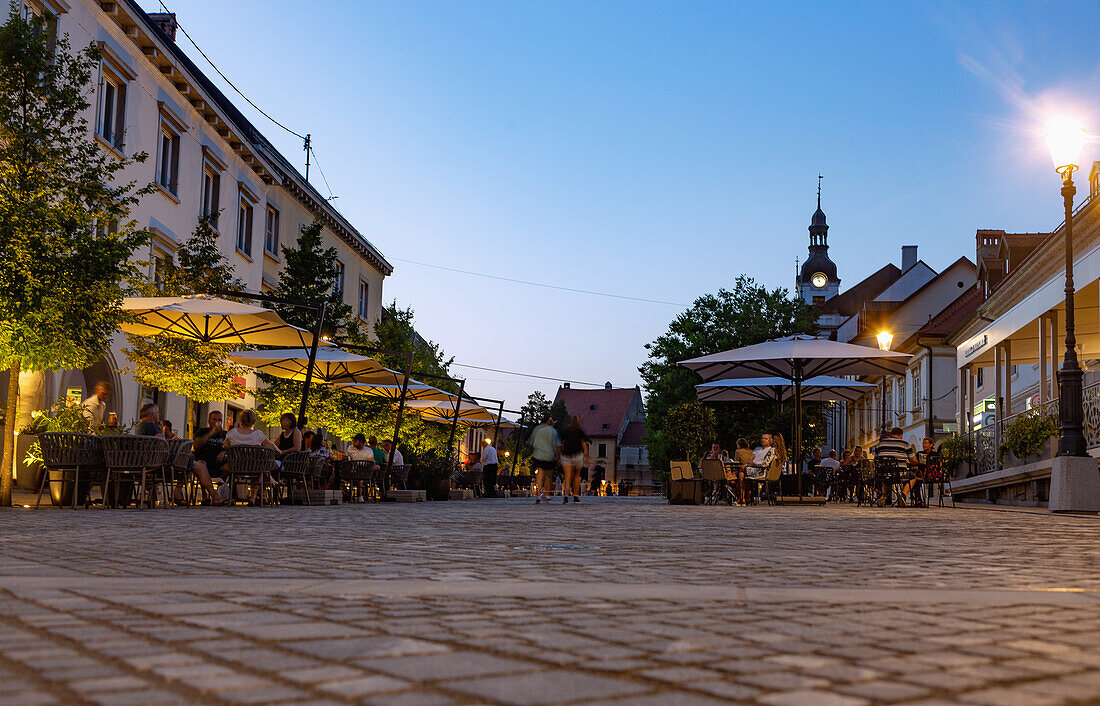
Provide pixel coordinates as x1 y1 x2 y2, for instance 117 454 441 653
817 173 822 209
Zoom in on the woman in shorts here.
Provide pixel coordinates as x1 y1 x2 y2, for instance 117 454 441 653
558 415 589 504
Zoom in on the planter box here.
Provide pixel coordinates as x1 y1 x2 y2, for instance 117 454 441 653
16 433 41 491
386 489 426 502
290 489 341 505
1003 435 1058 469
450 488 474 500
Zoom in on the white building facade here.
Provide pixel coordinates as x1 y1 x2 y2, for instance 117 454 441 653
9 0 392 486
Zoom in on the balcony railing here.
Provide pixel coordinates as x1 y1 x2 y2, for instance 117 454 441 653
966 380 1100 475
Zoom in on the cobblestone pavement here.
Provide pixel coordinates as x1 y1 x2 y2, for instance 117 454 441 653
2 498 1100 705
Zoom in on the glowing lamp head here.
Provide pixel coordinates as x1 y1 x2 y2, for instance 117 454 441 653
1045 116 1087 175
876 330 893 351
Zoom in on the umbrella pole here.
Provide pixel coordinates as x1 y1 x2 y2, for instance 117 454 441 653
795 363 803 499
297 302 327 429
447 379 466 460
388 351 414 469
492 399 504 444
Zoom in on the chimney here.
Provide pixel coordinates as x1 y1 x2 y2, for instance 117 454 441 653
901 245 917 272
604 381 612 389
147 12 177 42
563 382 570 389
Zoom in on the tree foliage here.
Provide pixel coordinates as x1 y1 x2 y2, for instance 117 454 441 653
663 401 716 463
640 276 821 474
121 213 249 417
273 219 356 339
253 301 456 455
0 6 152 503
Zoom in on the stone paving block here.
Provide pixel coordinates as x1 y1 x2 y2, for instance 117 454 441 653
218 685 313 703
442 669 651 705
366 692 455 706
737 671 830 691
587 693 736 706
290 636 450 660
760 689 870 706
358 651 540 681
281 663 366 684
835 679 930 702
317 675 411 697
958 686 1068 706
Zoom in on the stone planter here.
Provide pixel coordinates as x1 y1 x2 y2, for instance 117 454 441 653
427 478 451 501
15 433 40 491
1003 435 1058 468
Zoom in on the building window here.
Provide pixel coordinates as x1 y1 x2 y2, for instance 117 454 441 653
812 295 825 306
153 250 171 291
911 366 921 409
201 164 220 225
358 279 369 320
97 68 126 149
95 218 118 238
898 379 906 416
264 205 280 256
601 423 609 430
597 443 607 458
976 368 984 388
334 260 345 297
157 122 180 195
22 2 58 55
589 404 597 411
236 196 254 256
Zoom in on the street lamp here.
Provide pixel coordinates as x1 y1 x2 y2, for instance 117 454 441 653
1045 117 1088 457
876 331 893 430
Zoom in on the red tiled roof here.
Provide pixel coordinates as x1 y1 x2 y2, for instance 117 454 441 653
819 264 902 316
620 421 647 447
917 285 982 338
554 387 639 439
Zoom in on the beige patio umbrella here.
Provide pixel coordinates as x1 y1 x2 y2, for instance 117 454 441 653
121 295 323 348
337 381 456 401
227 348 392 384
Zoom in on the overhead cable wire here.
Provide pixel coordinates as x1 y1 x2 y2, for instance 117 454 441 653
391 257 688 307
308 146 335 199
157 0 306 140
453 362 611 384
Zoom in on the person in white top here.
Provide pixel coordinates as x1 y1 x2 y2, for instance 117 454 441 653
480 438 499 498
80 381 112 426
818 449 842 498
222 410 278 504
346 434 374 462
382 439 404 467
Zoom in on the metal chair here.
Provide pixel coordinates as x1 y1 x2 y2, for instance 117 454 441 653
36 433 104 509
101 435 170 509
700 459 732 505
387 463 411 492
280 451 312 505
224 445 278 506
336 459 374 502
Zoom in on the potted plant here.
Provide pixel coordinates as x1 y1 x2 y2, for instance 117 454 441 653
938 433 973 478
414 448 457 501
998 409 1059 466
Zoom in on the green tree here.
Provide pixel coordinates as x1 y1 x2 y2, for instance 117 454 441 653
509 391 552 462
273 218 356 339
640 276 820 474
253 301 455 455
663 401 716 463
121 213 248 437
0 6 152 504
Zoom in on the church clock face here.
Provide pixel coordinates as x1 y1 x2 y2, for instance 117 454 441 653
811 272 827 288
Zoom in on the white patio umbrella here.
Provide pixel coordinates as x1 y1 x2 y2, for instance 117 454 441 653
406 398 494 422
696 376 875 404
121 295 323 348
337 381 454 401
680 335 912 499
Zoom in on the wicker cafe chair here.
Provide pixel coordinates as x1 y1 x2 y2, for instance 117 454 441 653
36 432 105 510
280 451 312 505
101 435 170 509
224 445 278 507
171 440 195 506
336 460 374 502
307 455 328 491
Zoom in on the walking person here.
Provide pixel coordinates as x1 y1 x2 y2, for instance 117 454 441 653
80 381 113 426
528 414 560 504
480 438 499 498
559 415 589 504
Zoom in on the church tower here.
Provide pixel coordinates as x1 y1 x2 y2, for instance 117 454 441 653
798 177 840 306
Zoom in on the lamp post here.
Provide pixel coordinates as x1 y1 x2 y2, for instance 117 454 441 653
877 331 893 431
1045 118 1088 457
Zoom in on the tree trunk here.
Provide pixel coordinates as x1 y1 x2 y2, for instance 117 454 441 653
185 397 194 439
1 359 21 506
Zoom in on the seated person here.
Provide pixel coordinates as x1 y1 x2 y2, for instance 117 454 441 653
702 442 729 462
161 419 178 440
179 409 228 506
743 433 775 481
818 449 842 497
346 433 374 462
223 409 279 504
137 403 164 438
275 413 302 459
381 438 403 466
872 427 916 505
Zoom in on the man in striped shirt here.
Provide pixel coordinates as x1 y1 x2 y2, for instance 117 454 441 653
872 427 915 506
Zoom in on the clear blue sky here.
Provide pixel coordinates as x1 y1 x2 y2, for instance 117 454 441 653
141 0 1100 410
